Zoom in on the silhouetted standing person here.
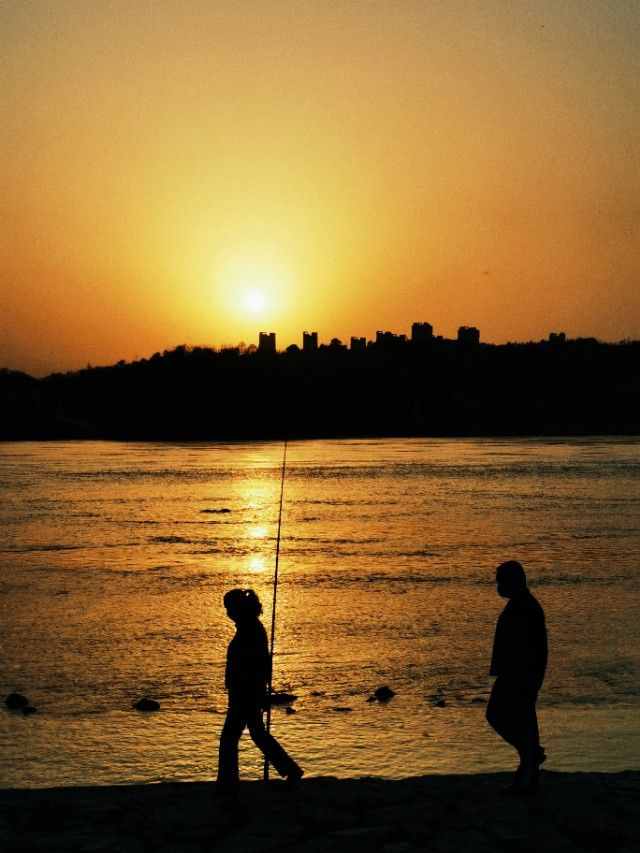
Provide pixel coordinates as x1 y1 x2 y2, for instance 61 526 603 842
486 560 548 793
217 588 303 788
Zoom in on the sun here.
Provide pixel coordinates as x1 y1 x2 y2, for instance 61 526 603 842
244 290 266 313
215 250 291 324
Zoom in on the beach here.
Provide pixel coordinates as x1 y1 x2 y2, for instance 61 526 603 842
2 772 639 852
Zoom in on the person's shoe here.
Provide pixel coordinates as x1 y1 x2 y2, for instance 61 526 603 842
502 761 539 796
507 764 539 796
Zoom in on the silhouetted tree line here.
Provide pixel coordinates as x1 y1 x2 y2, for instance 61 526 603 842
1 336 639 440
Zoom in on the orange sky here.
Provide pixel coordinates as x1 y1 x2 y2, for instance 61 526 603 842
2 1 639 375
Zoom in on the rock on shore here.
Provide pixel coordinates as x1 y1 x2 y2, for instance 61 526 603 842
1 772 638 853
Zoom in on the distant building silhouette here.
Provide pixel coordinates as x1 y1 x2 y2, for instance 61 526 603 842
376 331 406 348
303 331 318 353
4 330 640 442
329 337 346 350
548 332 566 344
458 326 480 345
258 332 276 354
412 322 433 343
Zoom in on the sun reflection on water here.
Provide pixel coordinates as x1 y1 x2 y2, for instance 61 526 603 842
247 554 267 573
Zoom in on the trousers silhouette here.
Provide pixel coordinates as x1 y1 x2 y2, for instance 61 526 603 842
217 701 300 784
486 676 541 760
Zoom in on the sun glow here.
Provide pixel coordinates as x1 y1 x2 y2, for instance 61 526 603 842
216 250 294 331
244 290 266 314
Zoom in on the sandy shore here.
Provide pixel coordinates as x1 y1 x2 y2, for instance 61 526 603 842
2 772 639 852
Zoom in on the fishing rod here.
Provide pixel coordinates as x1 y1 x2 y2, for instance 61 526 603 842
264 439 288 782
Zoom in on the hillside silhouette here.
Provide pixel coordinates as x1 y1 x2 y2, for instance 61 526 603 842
2 334 640 440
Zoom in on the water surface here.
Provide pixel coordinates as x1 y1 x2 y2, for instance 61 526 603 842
1 438 639 787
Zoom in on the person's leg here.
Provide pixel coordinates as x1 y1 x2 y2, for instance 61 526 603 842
486 678 521 749
217 707 246 785
515 690 542 789
247 709 303 780
487 678 540 791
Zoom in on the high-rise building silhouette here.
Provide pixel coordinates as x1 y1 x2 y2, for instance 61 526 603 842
457 326 480 345
350 336 366 352
376 331 406 348
548 332 566 344
258 332 276 353
303 331 318 353
412 322 433 342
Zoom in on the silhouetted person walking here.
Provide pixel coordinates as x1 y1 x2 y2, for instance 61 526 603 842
486 560 548 793
217 588 303 788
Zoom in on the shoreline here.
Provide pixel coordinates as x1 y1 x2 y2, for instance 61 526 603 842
3 431 640 443
2 771 639 852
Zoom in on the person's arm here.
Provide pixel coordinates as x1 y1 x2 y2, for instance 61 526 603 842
256 627 271 692
224 639 232 691
533 606 548 685
489 617 502 676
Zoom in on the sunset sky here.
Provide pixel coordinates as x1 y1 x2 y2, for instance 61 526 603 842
2 0 639 376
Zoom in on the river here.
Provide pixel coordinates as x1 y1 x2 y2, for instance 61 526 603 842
1 437 639 787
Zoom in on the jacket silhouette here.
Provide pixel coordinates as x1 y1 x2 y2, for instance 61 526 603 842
490 588 547 687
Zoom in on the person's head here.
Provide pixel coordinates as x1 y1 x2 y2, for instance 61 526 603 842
495 560 527 599
223 588 263 623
